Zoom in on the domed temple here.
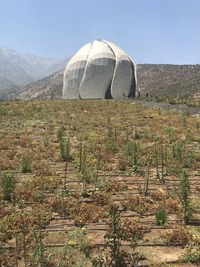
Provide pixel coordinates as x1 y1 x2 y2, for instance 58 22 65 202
63 39 138 99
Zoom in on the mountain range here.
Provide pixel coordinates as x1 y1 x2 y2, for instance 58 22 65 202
0 47 69 99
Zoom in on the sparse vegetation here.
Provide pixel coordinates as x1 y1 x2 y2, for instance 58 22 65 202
0 99 199 266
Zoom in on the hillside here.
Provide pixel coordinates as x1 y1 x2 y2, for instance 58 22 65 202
15 64 200 100
16 70 64 100
137 64 200 97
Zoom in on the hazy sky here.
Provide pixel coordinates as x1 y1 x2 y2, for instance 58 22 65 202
0 0 200 63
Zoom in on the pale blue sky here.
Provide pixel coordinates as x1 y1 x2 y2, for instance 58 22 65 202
0 0 200 63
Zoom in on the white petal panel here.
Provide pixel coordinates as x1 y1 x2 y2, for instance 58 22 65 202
80 40 115 99
104 40 135 99
63 43 92 99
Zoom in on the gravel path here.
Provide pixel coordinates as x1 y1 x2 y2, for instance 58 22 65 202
132 100 200 115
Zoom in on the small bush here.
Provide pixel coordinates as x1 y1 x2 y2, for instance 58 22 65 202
172 142 184 160
73 203 102 226
66 227 92 257
163 198 180 214
162 226 192 246
124 141 139 166
155 207 167 226
122 194 155 215
122 219 150 243
91 191 111 206
150 189 168 201
104 204 130 266
180 243 200 263
43 136 49 147
32 160 53 176
118 158 127 171
20 156 32 173
0 171 16 202
59 136 73 162
179 171 191 224
104 181 128 193
50 196 78 217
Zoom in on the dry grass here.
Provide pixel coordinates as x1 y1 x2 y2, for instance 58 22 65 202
0 99 199 266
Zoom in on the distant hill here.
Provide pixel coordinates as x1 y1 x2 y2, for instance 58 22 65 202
15 64 200 100
0 47 69 99
16 70 63 100
0 76 20 100
137 64 200 97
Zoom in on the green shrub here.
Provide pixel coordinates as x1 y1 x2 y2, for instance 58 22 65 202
180 243 200 263
43 136 49 147
155 207 167 226
165 126 174 143
172 142 184 160
66 227 92 257
105 127 119 154
57 126 64 140
178 171 191 224
124 141 139 169
104 204 129 266
59 136 72 162
0 171 16 201
20 156 32 173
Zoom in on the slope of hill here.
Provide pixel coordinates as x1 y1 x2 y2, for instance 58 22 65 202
16 70 64 100
137 64 200 97
15 64 200 100
0 47 69 99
